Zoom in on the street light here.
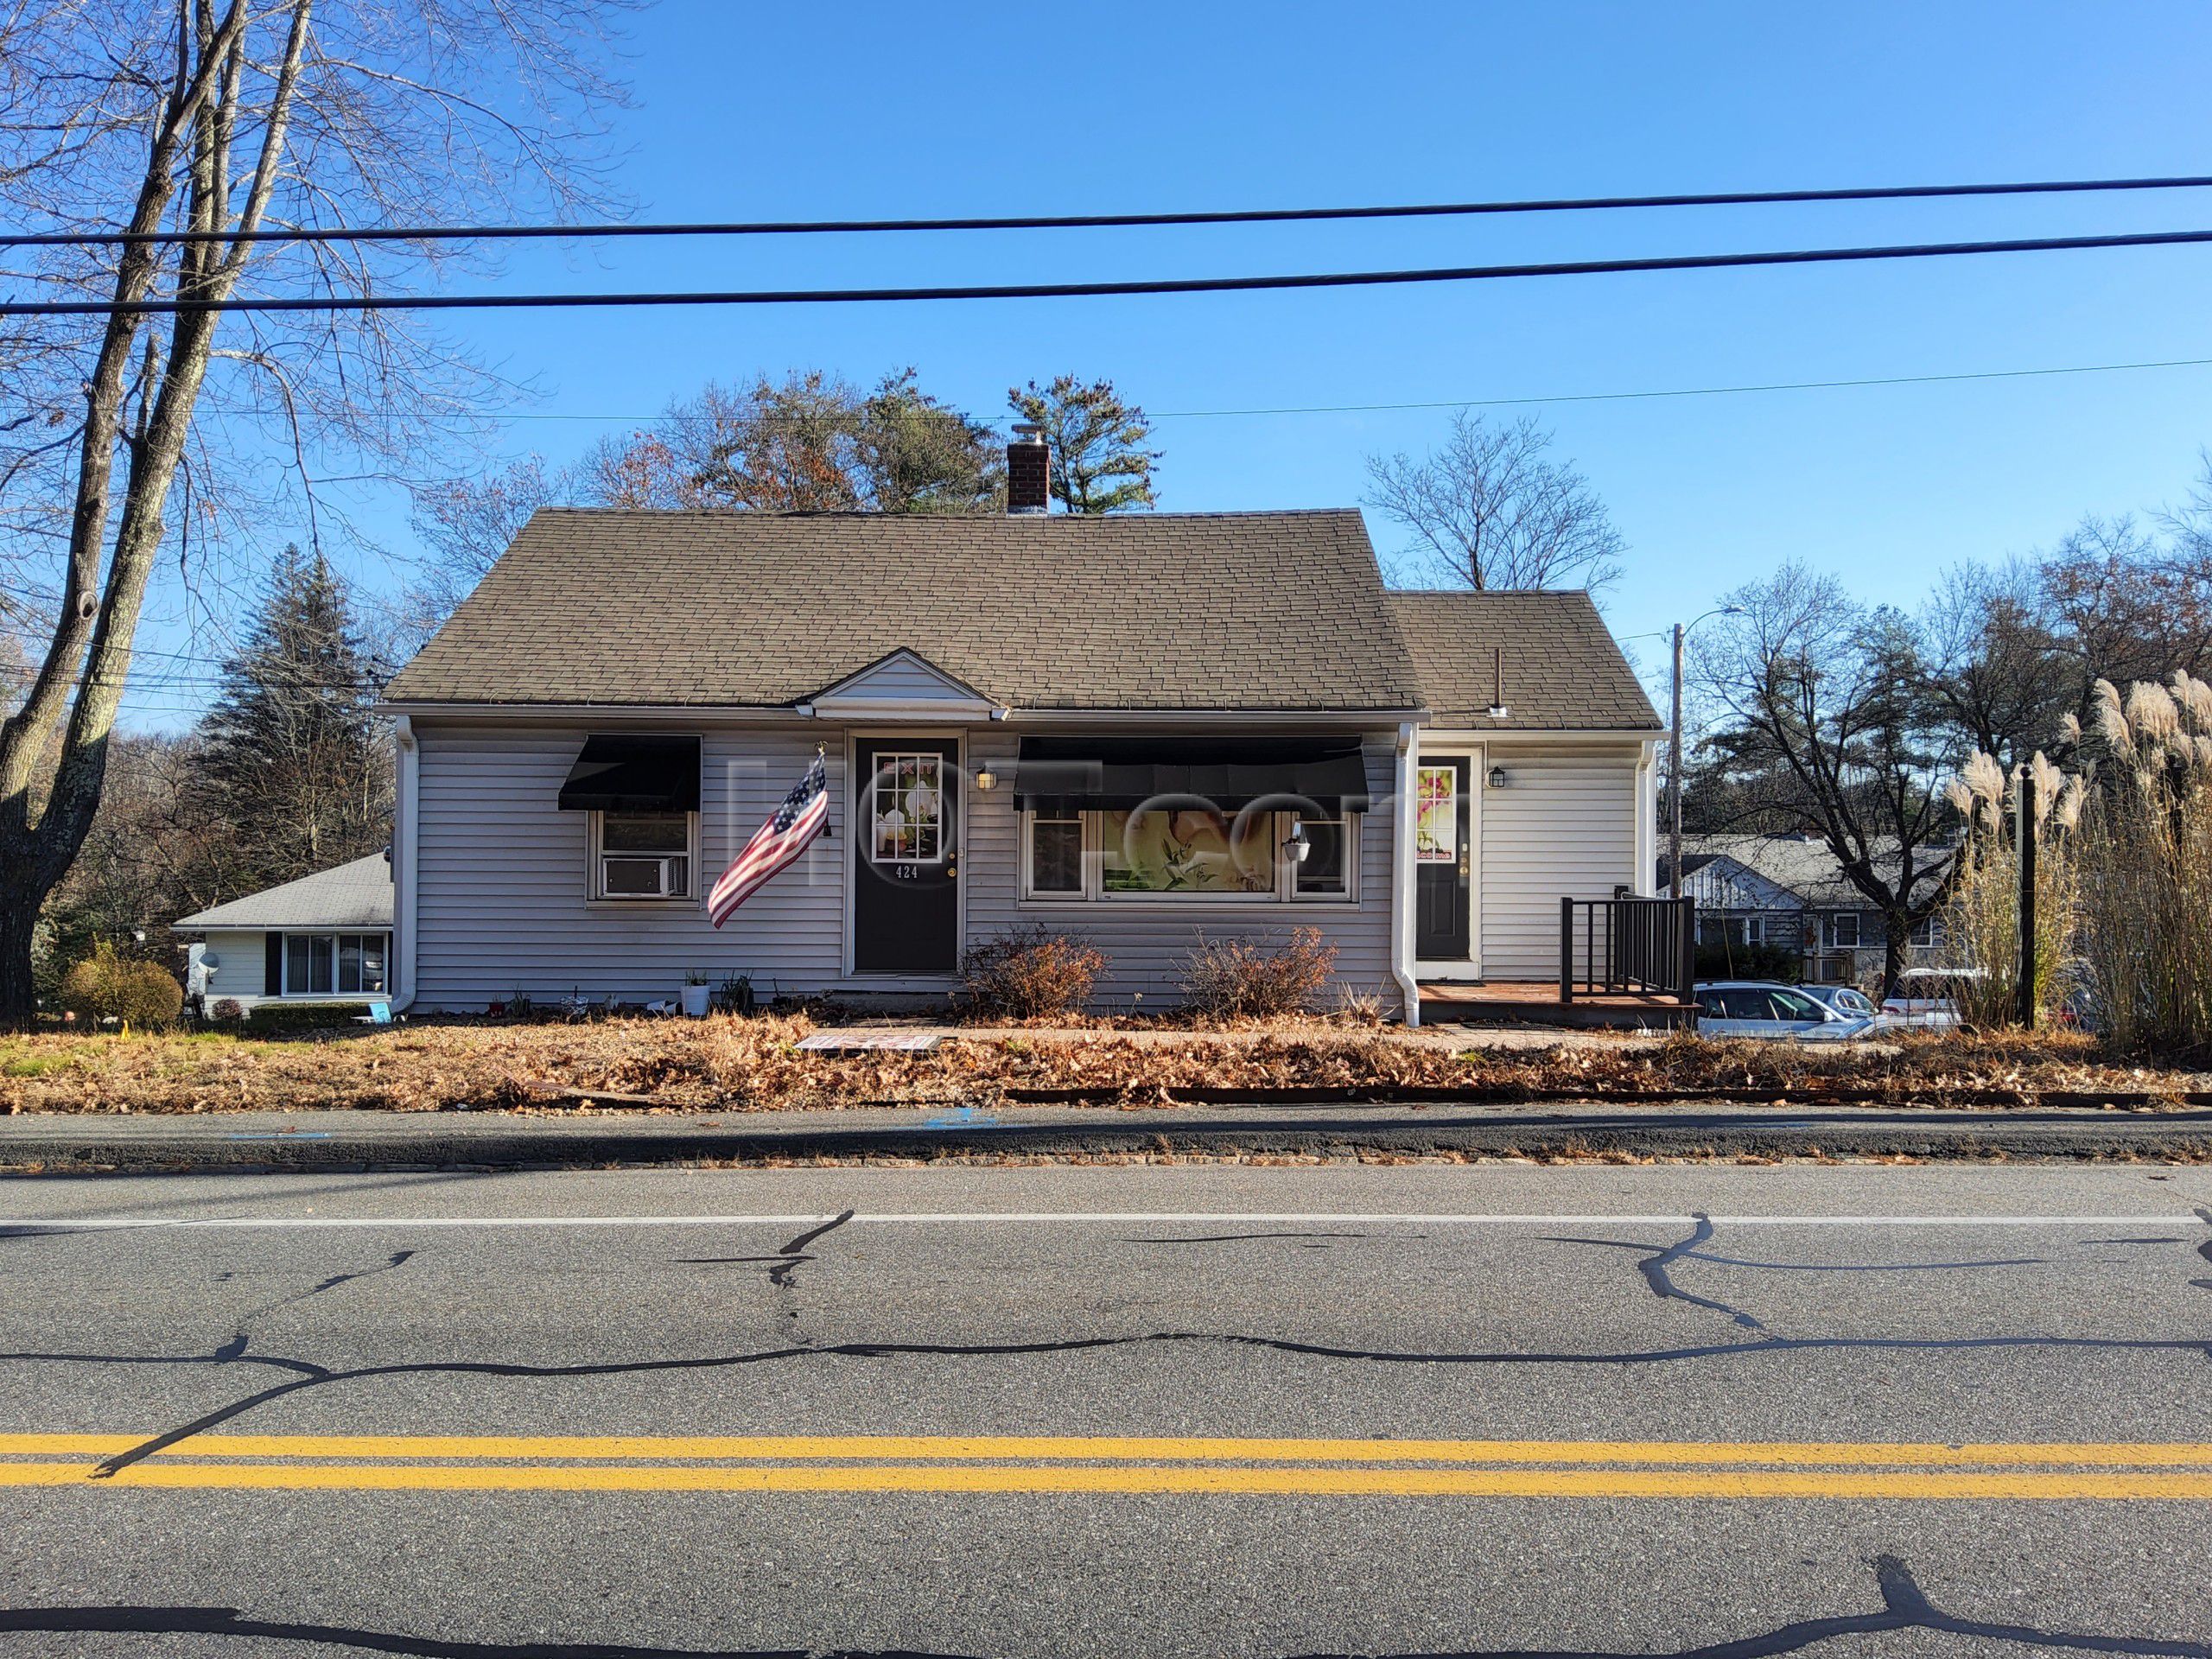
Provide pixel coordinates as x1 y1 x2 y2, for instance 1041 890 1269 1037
1669 605 1745 901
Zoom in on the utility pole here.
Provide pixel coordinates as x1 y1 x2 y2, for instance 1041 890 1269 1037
1666 606 1742 904
2016 765 2038 1027
1669 622 1685 901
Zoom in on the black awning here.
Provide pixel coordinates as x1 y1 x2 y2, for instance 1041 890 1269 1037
1012 734 1372 815
557 734 701 813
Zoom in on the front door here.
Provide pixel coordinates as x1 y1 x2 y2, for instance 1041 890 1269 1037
1414 758 1472 961
852 739 960 974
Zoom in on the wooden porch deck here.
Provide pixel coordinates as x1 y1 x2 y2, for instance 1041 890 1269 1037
1418 980 1697 1031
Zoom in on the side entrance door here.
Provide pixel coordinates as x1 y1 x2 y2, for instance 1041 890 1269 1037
852 739 960 975
1414 758 1472 962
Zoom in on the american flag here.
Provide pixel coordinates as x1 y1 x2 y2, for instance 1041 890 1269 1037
709 753 830 926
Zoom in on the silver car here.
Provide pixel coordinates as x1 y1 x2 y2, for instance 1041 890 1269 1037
1694 980 1880 1040
1799 984 1885 1024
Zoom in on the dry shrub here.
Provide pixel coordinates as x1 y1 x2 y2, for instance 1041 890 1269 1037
961 927 1107 1020
59 944 183 1030
1179 927 1339 1022
1943 747 2080 1028
2073 673 2212 1052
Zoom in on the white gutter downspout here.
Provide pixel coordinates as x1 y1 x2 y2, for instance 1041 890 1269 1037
390 716 420 1014
1390 720 1421 1027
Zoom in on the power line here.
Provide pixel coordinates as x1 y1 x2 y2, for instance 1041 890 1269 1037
471 351 2212 427
8 173 2212 249
8 226 2209 319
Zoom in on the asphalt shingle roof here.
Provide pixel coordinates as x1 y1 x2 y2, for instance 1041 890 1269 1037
1669 835 1957 908
1386 590 1661 731
174 853 394 931
384 509 1426 713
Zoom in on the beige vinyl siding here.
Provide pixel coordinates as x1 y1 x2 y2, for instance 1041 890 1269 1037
963 729 1403 1014
414 723 845 1008
1478 748 1641 979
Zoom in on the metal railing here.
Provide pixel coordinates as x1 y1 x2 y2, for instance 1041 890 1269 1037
1560 895 1696 1002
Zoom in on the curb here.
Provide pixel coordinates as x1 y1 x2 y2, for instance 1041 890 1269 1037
4 1104 2212 1173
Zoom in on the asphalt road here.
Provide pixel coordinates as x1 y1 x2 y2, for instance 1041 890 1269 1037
2 1162 2211 1656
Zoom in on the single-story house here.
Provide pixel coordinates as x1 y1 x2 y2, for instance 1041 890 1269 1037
172 851 394 1014
1662 833 1952 984
371 435 1663 1025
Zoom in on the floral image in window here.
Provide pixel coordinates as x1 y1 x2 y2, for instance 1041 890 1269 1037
872 753 944 862
1415 766 1458 862
1102 810 1274 894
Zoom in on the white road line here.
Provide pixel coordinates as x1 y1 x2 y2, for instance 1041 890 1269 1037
2 1212 2206 1231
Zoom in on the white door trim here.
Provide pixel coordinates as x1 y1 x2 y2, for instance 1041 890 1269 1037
842 728 968 982
1412 744 1484 980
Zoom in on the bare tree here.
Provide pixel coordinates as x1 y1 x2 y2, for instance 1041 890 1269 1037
1916 557 2069 770
0 0 629 1024
1364 412 1625 591
1696 564 1961 997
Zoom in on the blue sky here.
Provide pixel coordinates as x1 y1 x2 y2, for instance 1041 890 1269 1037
130 0 2212 721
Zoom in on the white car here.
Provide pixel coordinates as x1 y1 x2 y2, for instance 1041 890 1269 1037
1694 981 1881 1041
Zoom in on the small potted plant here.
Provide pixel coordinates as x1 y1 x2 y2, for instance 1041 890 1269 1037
679 969 711 1019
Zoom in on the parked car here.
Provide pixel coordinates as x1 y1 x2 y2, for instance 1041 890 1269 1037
1798 983 1885 1024
1694 980 1882 1040
1881 968 1974 1030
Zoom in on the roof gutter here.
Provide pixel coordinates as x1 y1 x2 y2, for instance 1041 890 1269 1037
390 715 420 1015
377 701 1432 729
1390 719 1421 1027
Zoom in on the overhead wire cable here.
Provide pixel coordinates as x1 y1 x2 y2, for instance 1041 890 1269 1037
5 226 2212 317
5 172 2212 247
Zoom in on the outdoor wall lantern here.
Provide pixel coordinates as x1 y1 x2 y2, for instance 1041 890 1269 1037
1281 821 1313 863
972 763 999 792
1487 766 1510 789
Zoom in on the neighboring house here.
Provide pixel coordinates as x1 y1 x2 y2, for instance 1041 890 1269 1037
1662 833 1953 984
372 436 1662 1024
173 852 395 1014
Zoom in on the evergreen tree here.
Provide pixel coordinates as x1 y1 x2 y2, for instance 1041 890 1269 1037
1007 377 1161 512
192 547 391 887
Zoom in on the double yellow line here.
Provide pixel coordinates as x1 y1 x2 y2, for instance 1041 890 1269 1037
6 1433 2212 1498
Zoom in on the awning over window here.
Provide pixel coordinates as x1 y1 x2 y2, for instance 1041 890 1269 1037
1012 735 1371 814
556 734 701 813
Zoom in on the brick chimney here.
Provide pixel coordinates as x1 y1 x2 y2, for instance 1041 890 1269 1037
1007 423 1050 515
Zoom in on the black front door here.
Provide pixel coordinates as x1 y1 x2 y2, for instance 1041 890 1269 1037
1414 758 1472 961
852 740 960 974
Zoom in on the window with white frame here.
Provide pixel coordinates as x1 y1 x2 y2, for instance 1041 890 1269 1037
1020 809 1356 903
283 932 388 996
1828 912 1861 950
591 810 695 899
1909 913 1940 948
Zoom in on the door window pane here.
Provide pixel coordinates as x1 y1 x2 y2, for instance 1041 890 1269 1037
1028 817 1084 893
872 753 944 864
1414 767 1457 862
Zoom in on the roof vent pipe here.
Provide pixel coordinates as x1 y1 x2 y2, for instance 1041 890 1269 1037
1007 423 1050 515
